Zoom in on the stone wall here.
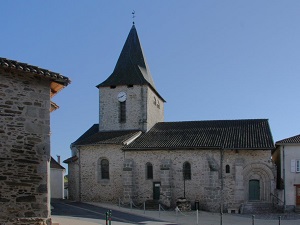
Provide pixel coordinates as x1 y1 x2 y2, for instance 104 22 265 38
124 149 275 212
122 159 134 203
67 158 80 201
146 87 164 131
74 142 275 212
78 144 124 202
99 85 164 132
0 69 51 224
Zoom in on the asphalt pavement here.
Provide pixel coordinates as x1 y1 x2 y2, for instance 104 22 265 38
51 200 172 225
51 200 300 225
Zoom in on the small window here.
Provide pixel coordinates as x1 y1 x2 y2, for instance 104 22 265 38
110 85 116 89
297 160 300 172
119 101 126 123
291 159 300 172
226 165 230 173
157 101 160 109
101 159 109 179
146 162 153 179
183 162 191 180
127 84 133 88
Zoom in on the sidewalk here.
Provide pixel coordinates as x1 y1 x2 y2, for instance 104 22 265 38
52 202 300 225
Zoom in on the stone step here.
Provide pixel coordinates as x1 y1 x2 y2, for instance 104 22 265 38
242 202 279 214
145 200 160 210
295 206 300 213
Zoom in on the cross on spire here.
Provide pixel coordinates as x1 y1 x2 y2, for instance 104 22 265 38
132 10 135 24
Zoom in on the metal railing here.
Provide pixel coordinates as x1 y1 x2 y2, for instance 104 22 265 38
270 193 284 205
270 193 284 212
116 199 286 225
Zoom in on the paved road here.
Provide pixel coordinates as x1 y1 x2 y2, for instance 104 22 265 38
51 199 175 225
51 199 300 225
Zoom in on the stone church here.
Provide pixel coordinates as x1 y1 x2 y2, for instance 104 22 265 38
65 24 276 213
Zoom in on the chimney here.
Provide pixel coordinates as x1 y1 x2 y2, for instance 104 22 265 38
57 155 61 165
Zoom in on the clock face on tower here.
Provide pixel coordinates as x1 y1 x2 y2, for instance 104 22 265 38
117 91 127 102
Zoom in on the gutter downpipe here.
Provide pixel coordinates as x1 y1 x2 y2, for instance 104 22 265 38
78 147 82 202
283 146 286 212
220 147 224 214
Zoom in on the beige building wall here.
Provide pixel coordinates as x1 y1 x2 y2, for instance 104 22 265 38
50 168 65 199
277 145 300 208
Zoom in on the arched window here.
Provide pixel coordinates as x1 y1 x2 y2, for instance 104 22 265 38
183 162 191 180
101 159 109 179
226 165 230 173
146 162 153 179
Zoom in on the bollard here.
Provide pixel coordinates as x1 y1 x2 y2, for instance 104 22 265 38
130 200 133 211
252 215 255 225
196 209 199 225
220 213 223 225
105 210 112 225
105 211 108 225
109 210 112 225
159 204 161 217
278 216 281 225
144 201 146 214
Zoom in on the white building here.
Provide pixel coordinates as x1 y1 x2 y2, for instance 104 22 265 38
273 134 300 212
50 157 65 199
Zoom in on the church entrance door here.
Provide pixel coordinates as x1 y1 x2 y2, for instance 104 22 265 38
249 179 260 201
153 182 161 200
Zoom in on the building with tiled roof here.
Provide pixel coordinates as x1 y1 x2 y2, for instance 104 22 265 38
0 58 70 224
272 134 300 212
0 57 70 112
65 24 276 213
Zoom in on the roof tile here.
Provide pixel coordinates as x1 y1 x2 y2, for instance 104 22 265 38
50 157 65 170
74 120 274 151
97 25 165 102
276 134 300 144
0 57 70 86
72 124 142 145
123 119 274 150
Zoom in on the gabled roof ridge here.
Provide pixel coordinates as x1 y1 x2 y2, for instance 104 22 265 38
63 155 78 164
50 157 65 170
72 124 99 146
72 124 143 146
0 57 71 86
276 134 300 144
158 119 268 124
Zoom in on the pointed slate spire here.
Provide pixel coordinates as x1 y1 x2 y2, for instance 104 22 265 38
97 25 157 92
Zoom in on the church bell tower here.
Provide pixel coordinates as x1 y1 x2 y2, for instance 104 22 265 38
97 25 165 132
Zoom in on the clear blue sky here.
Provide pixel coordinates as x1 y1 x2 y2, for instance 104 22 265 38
1 1 300 171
